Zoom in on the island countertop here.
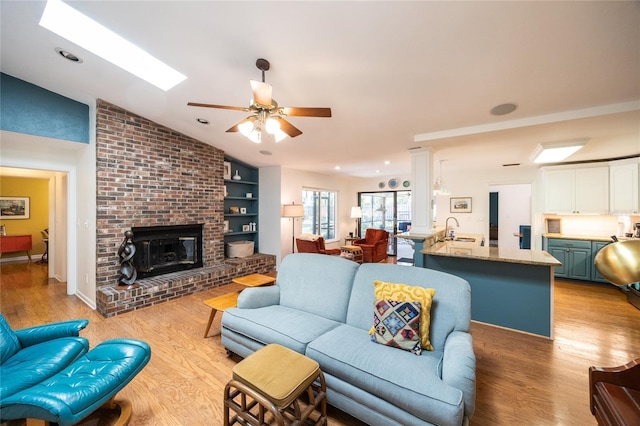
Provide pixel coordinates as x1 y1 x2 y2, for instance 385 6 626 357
421 241 561 267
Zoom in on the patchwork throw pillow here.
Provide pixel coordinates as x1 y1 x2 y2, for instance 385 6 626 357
371 299 422 355
371 280 436 351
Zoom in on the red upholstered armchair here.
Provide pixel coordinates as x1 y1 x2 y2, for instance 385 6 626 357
295 235 340 255
353 229 389 263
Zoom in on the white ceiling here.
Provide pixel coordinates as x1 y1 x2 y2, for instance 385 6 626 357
1 1 639 178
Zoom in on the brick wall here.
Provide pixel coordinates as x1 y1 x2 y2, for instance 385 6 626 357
95 100 274 317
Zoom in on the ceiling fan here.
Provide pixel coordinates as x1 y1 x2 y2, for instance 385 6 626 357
188 58 331 143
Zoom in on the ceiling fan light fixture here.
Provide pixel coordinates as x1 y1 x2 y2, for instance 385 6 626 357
274 129 287 142
238 117 256 136
248 129 262 144
265 116 281 134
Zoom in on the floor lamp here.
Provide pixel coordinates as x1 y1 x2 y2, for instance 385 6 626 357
350 206 362 238
283 203 305 253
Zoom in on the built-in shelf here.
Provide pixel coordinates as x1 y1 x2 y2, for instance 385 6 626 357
223 157 259 256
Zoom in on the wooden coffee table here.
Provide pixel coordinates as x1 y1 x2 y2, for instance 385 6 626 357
203 273 275 338
232 273 276 287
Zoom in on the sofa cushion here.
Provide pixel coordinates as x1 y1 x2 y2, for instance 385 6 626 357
277 253 359 323
347 263 471 352
371 299 422 355
372 280 435 351
0 337 89 400
0 315 21 365
222 305 342 354
306 324 465 425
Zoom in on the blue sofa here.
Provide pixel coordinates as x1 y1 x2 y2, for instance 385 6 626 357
221 253 476 426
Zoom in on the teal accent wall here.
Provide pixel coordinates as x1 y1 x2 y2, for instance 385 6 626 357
0 73 89 143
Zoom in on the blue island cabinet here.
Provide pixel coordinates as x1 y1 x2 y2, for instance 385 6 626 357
421 243 560 339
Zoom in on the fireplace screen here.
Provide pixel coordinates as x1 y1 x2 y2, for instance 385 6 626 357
132 224 203 278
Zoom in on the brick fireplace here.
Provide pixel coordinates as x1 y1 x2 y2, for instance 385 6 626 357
95 100 274 317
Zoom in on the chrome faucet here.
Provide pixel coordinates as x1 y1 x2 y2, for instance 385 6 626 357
445 217 459 239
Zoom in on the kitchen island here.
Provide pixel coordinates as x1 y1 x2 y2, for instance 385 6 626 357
421 242 561 339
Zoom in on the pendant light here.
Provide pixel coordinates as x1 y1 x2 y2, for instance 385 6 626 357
433 160 450 195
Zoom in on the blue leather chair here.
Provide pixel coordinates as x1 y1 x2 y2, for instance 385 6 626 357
1 314 151 426
1 313 89 402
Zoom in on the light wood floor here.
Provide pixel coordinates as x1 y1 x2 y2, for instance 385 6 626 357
1 260 639 425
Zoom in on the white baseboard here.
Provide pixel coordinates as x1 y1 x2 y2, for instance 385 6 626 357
0 254 45 264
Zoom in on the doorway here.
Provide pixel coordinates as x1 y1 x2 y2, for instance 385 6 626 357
358 190 411 257
488 184 532 250
0 167 69 287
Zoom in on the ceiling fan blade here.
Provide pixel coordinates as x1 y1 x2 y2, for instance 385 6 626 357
281 107 332 118
275 117 303 138
250 80 272 106
188 102 247 111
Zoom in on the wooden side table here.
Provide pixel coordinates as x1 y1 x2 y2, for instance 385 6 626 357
0 235 32 262
203 273 276 337
340 245 363 264
344 237 359 245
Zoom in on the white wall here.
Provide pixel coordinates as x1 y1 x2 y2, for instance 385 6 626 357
258 166 283 264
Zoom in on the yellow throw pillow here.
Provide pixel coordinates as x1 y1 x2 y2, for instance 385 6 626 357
370 280 436 351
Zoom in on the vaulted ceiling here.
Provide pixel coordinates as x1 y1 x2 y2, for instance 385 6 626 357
1 1 638 177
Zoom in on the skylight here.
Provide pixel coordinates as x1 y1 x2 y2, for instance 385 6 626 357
529 139 589 164
39 0 187 91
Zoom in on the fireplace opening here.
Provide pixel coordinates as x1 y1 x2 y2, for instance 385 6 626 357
131 224 203 278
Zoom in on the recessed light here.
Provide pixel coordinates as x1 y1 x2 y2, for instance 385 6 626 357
55 47 82 63
384 161 390 165
259 150 272 156
490 103 517 116
334 166 341 170
196 118 209 125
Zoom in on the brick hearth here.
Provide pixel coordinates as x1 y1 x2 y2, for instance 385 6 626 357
95 100 274 317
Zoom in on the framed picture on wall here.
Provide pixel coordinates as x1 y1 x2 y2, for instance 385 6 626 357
0 197 30 219
450 197 472 213
223 161 231 180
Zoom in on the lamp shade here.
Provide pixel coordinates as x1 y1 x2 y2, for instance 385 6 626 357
350 206 362 219
282 203 304 218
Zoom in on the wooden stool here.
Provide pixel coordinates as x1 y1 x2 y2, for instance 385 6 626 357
339 245 363 264
224 344 327 426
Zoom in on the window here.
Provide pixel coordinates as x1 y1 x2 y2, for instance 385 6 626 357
302 189 337 240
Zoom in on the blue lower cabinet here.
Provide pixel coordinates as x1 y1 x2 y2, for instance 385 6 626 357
546 238 592 281
591 241 612 283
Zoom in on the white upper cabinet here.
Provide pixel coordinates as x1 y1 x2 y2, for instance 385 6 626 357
609 159 639 214
544 166 609 214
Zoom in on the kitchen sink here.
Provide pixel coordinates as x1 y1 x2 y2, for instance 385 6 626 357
454 237 476 242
